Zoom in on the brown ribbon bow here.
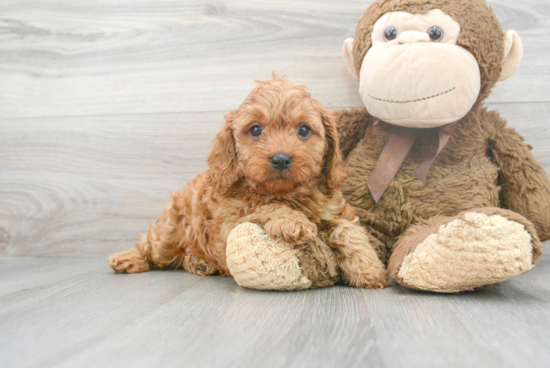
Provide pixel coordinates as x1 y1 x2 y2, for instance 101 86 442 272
366 120 458 203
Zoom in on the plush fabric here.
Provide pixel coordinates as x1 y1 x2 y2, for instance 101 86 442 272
500 30 523 82
397 212 533 292
336 0 550 293
227 222 342 290
338 106 550 262
351 0 504 103
388 208 542 293
227 222 314 291
357 10 481 127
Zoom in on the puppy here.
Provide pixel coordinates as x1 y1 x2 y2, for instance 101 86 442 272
108 78 387 289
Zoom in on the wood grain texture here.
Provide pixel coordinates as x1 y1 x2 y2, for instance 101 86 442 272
1 2 549 367
0 0 549 258
0 0 549 119
1 102 549 257
0 257 101 297
0 112 221 256
0 255 549 368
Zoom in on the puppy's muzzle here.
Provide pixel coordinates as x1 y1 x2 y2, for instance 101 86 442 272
270 153 293 172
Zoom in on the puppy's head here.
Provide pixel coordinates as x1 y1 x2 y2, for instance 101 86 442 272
208 77 346 196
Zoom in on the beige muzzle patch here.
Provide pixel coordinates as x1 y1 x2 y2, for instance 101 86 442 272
353 9 481 128
359 41 480 128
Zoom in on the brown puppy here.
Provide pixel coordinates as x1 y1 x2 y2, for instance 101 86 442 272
108 78 387 289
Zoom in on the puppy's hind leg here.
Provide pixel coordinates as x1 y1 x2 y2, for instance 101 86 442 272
182 254 218 276
108 246 150 274
108 205 186 273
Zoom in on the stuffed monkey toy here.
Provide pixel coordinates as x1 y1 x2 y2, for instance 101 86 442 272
337 0 550 292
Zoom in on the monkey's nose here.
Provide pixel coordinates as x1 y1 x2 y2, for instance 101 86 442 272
398 31 430 44
270 153 293 171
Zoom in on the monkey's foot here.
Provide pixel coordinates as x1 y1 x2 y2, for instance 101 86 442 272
389 209 541 293
226 222 312 290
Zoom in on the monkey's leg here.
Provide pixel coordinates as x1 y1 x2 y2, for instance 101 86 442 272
225 222 339 290
388 208 543 293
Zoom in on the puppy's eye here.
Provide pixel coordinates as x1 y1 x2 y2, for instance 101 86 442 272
384 26 398 41
250 124 262 137
298 124 311 138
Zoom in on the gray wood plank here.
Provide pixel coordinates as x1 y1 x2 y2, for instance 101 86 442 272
0 257 101 297
1 2 549 367
0 0 548 119
494 102 550 170
0 255 548 368
2 102 550 257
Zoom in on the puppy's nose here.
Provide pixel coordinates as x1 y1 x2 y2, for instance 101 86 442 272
270 153 292 171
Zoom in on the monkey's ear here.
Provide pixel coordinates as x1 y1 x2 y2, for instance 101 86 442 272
342 38 358 78
317 105 347 190
207 110 240 192
499 30 523 82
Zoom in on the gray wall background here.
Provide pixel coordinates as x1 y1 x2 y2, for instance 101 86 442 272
1 0 549 257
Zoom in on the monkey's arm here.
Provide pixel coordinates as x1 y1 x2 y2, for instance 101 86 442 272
334 108 373 159
489 120 550 241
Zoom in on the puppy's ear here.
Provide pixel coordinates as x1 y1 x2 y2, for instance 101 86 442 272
317 103 347 189
207 110 240 192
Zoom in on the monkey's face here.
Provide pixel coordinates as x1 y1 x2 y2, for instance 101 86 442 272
359 10 480 128
343 6 523 129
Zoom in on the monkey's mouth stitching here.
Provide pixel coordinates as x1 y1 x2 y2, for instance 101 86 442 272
368 87 456 104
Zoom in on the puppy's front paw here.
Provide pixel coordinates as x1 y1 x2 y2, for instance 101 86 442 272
264 218 317 246
348 262 388 289
339 246 388 289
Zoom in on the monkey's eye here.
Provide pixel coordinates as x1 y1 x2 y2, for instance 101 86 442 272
428 26 444 42
250 124 262 137
297 124 311 138
384 26 398 41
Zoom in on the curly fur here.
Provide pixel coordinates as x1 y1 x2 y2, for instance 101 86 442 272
109 78 387 289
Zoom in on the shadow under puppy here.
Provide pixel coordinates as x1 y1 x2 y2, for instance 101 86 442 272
108 78 387 290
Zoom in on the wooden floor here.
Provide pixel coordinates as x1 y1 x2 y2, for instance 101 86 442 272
1 1 550 367
0 254 549 368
